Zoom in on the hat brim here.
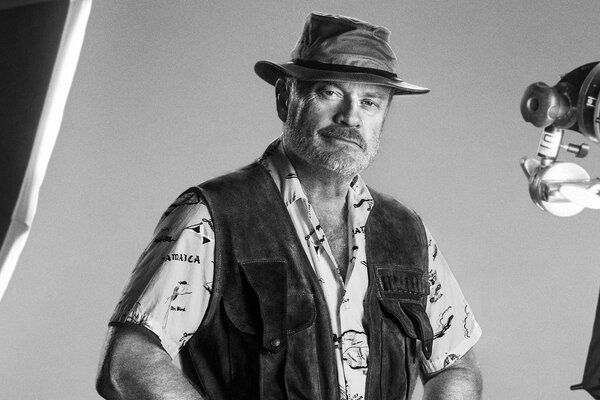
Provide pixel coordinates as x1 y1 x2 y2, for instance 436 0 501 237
254 60 429 95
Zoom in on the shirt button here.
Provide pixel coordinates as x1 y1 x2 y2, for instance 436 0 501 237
270 338 281 347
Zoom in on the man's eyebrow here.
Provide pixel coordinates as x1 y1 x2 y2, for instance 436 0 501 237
306 81 391 99
362 89 391 99
311 82 338 89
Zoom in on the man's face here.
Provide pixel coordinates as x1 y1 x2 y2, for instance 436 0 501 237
282 80 392 178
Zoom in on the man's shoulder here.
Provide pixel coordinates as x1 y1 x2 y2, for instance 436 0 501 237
163 186 207 218
196 163 267 193
190 163 283 221
160 164 264 222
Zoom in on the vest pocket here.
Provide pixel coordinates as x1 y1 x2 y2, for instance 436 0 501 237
378 298 429 400
374 265 433 359
378 297 433 359
222 260 317 399
223 260 317 351
283 292 320 400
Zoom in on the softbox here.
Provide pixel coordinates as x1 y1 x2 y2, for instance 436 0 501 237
0 0 92 301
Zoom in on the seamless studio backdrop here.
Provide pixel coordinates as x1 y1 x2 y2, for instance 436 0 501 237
1 1 599 399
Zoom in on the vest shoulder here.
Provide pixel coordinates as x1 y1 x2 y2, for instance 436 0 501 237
163 186 208 216
193 163 285 223
195 163 269 193
365 186 429 275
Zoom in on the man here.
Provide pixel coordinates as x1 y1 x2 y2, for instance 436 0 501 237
96 12 482 400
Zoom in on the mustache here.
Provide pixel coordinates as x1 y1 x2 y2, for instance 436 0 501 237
317 126 365 149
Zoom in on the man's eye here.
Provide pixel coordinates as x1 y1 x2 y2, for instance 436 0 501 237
317 88 339 98
362 99 379 108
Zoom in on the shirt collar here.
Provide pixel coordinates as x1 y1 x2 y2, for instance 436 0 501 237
257 136 374 213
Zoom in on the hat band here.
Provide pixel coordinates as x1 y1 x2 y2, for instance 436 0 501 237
292 59 398 80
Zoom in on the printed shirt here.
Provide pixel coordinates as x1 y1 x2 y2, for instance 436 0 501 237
110 137 482 400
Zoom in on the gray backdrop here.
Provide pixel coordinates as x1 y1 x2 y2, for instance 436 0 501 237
1 1 599 399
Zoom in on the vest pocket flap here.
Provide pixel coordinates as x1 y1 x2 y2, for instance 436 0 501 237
223 261 316 353
378 298 433 359
222 260 286 338
223 296 260 335
378 298 418 338
241 260 287 353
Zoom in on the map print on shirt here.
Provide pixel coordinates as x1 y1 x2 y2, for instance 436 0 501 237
125 302 150 328
352 198 373 211
185 218 214 244
203 280 213 294
463 304 475 338
305 224 326 254
349 245 359 264
163 281 192 329
428 269 443 303
109 185 216 357
433 306 454 339
341 330 369 371
444 354 460 367
421 228 482 374
162 187 203 218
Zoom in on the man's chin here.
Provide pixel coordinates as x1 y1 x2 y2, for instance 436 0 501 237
310 153 368 177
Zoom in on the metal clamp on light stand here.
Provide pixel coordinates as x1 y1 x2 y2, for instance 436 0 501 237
520 62 600 217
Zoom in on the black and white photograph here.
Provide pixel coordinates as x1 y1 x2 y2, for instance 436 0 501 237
1 1 599 399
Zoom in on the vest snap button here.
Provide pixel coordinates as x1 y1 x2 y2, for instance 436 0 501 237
270 338 281 347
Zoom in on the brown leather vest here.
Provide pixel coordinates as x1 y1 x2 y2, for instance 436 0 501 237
179 163 433 400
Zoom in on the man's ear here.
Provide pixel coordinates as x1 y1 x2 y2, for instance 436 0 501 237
275 78 289 123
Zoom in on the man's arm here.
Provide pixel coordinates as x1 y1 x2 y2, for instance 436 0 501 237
421 348 482 400
96 324 203 400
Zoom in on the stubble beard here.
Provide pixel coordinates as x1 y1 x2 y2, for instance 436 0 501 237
283 122 381 178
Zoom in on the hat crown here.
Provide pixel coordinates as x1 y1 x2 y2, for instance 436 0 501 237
290 12 397 74
253 12 429 95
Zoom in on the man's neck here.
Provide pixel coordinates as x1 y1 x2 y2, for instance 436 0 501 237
285 148 355 280
286 152 353 207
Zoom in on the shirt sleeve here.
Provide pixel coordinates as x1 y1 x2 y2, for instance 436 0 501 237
109 187 215 358
420 224 482 374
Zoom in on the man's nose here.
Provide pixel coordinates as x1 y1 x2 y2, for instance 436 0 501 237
334 98 361 127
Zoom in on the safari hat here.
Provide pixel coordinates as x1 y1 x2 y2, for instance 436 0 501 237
254 12 429 95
